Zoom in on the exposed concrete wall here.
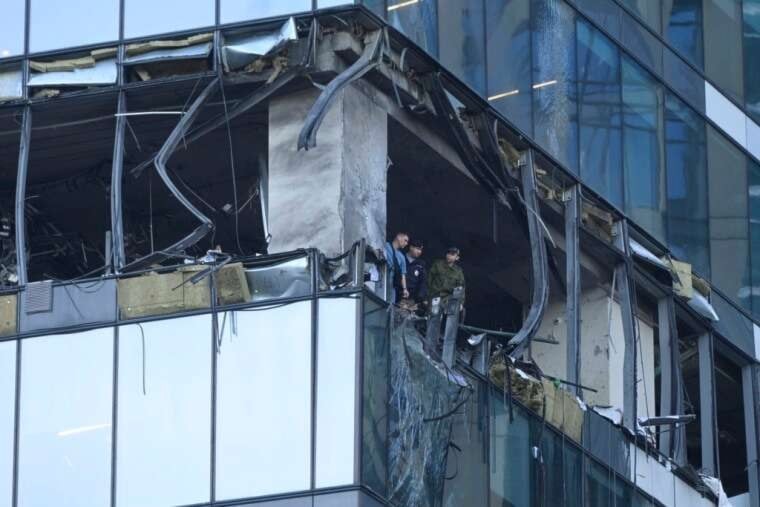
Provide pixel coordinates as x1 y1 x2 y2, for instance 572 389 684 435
268 85 387 257
534 287 655 418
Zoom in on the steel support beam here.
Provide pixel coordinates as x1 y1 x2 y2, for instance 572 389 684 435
698 332 718 476
613 220 637 432
564 185 581 397
742 364 760 507
14 107 31 286
110 91 127 271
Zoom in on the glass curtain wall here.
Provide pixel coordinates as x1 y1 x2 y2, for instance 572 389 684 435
437 0 486 95
745 0 760 124
124 0 215 39
0 340 16 507
749 160 760 314
30 0 119 52
577 19 623 208
663 0 704 68
388 0 438 57
0 0 24 58
703 0 744 104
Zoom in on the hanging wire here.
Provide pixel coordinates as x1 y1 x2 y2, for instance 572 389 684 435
218 79 244 256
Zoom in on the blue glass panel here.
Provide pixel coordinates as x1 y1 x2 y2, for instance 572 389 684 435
586 460 633 507
707 125 750 311
749 160 760 315
577 20 623 208
665 92 709 277
486 0 533 136
704 0 744 104
18 328 114 507
489 394 534 506
438 0 486 95
745 0 760 124
543 428 583 506
221 0 311 24
388 0 438 57
620 9 663 76
622 57 665 242
621 0 662 33
664 0 704 68
570 0 622 40
125 0 215 39
30 0 119 53
663 47 705 114
0 0 24 58
532 0 579 173
361 0 386 17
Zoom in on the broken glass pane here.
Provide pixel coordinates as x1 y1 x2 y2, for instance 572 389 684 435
244 254 311 301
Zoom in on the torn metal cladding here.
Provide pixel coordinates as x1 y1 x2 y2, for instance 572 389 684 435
564 185 582 396
122 78 220 273
110 91 127 271
221 17 298 72
297 30 384 151
507 149 549 360
14 107 32 286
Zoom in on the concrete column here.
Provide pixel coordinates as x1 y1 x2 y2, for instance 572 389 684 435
268 84 387 257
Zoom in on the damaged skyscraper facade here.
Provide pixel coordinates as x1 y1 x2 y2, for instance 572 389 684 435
1 0 760 506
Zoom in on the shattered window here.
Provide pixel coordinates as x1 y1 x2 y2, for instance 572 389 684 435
30 0 119 53
0 340 15 507
25 94 117 282
215 302 312 500
221 0 311 24
116 315 212 507
125 0 215 39
0 0 25 58
17 328 114 507
0 108 21 289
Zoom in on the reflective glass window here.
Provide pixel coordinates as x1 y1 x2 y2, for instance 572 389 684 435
0 341 16 507
543 428 582 506
221 0 311 24
749 160 760 314
620 9 663 75
572 0 622 40
486 0 532 136
116 315 212 507
215 302 312 500
489 394 533 506
704 0 744 103
532 0 578 173
0 0 24 58
362 297 389 496
622 0 662 33
360 0 386 17
388 0 438 57
665 92 709 276
586 460 633 507
18 328 113 507
30 0 119 53
664 0 704 67
707 125 750 310
745 0 760 123
622 56 665 242
437 0 485 95
125 0 215 39
443 373 488 506
663 47 705 113
577 20 623 208
316 298 357 488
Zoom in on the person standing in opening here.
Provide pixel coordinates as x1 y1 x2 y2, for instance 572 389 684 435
428 246 465 307
405 238 427 311
383 232 409 304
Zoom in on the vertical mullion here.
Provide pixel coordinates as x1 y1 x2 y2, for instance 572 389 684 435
210 272 218 503
11 338 22 507
310 250 318 490
110 327 119 507
14 107 31 286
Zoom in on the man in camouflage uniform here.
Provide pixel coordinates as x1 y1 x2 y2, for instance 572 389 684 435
427 246 465 308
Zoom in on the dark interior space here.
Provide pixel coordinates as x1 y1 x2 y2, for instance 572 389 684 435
679 332 702 471
25 93 117 281
386 117 527 332
121 80 268 267
715 349 749 496
0 107 21 287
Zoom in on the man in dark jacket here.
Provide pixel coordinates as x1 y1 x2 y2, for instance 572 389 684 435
405 238 427 308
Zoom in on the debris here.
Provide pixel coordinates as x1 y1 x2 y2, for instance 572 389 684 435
222 18 297 72
125 33 213 57
593 406 623 426
688 291 719 322
700 475 733 507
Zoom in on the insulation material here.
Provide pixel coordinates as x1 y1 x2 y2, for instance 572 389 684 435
489 356 543 412
222 17 297 72
669 259 693 298
28 58 117 87
0 68 22 101
0 294 17 337
388 311 467 507
118 266 211 319
125 33 213 57
541 379 584 443
214 262 251 305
